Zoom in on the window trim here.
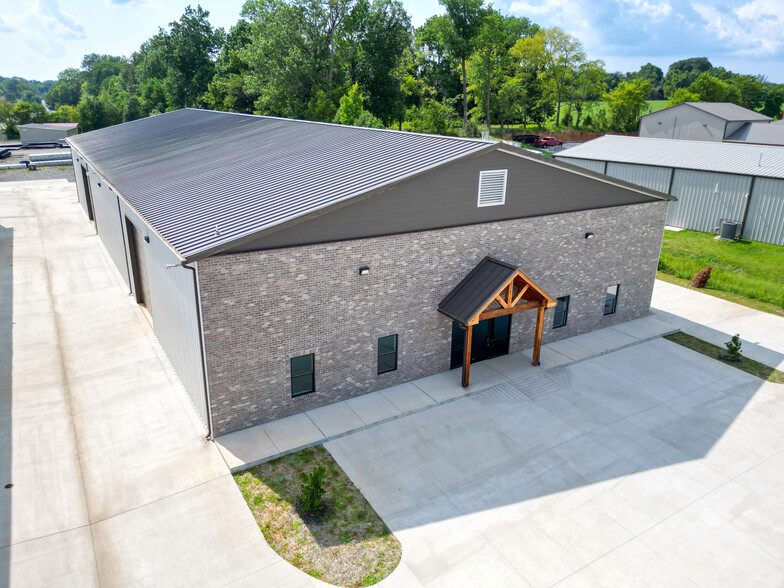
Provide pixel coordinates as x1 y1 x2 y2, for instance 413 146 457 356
377 334 398 375
290 353 315 397
553 295 569 329
604 284 619 316
476 169 508 207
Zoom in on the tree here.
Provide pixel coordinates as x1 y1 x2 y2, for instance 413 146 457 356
667 87 700 106
539 27 585 127
687 73 735 103
204 20 255 112
761 87 784 119
80 54 127 96
355 0 412 125
333 83 383 127
438 0 486 128
604 80 650 131
162 5 225 108
570 59 606 129
45 69 83 109
467 10 508 131
663 57 712 98
509 33 546 129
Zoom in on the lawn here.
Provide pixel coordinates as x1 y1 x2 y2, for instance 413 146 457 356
234 446 401 587
658 229 784 315
665 332 784 384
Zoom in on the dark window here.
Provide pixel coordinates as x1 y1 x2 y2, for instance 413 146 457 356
377 335 398 374
291 354 315 397
604 285 619 315
553 296 569 328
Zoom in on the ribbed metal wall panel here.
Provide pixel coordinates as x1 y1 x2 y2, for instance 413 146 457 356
71 151 91 219
744 178 784 245
90 174 131 288
120 202 209 431
606 162 672 193
557 157 606 173
666 170 752 232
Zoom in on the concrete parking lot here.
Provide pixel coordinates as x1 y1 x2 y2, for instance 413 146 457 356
328 339 784 587
2 178 783 587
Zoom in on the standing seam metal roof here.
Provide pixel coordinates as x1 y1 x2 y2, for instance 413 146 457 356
68 109 492 261
438 257 519 325
724 122 784 146
680 102 771 122
556 135 784 180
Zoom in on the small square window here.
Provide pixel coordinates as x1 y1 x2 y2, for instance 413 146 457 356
553 296 569 329
290 353 314 397
378 335 398 374
604 285 619 315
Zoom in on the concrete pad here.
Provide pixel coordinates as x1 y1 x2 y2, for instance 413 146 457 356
0 454 89 548
0 526 100 588
554 538 698 588
216 425 280 471
91 475 278 588
611 313 678 341
410 370 461 403
544 336 598 362
380 382 436 414
520 345 573 368
224 561 324 587
262 412 326 454
482 351 539 379
344 390 401 425
306 401 365 438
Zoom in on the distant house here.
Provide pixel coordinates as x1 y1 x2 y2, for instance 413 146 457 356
639 102 772 143
68 109 672 437
556 135 784 246
19 122 79 144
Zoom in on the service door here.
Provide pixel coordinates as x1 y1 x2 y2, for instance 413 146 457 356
127 219 152 317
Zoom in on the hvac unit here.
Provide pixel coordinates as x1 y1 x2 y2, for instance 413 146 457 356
718 219 741 241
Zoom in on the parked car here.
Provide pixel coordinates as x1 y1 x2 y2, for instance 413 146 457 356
511 134 539 145
533 136 563 147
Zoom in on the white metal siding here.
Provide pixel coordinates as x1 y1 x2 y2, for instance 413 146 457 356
606 162 672 193
639 106 724 141
744 178 784 245
666 170 752 232
90 173 131 288
120 202 209 431
557 157 605 173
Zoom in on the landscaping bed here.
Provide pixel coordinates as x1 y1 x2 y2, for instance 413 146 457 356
658 229 784 316
234 446 401 587
665 332 784 384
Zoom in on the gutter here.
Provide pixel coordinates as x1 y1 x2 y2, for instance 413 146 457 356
179 261 214 441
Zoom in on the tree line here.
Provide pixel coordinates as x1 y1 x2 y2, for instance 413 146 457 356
2 2 783 140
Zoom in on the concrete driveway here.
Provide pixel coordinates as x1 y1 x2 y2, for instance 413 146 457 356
327 339 784 587
0 180 317 587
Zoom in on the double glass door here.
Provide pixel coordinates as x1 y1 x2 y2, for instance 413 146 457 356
450 315 511 369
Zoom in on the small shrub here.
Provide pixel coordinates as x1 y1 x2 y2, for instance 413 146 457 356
724 334 742 361
301 466 327 513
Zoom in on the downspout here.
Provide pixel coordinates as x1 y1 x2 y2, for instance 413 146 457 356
180 260 214 441
740 176 755 238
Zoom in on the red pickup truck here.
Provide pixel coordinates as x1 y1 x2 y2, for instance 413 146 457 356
533 136 563 147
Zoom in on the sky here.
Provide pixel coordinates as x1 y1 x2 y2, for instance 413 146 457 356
1 0 783 84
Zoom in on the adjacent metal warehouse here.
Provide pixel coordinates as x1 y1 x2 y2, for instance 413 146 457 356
68 109 673 437
19 122 79 144
556 135 784 246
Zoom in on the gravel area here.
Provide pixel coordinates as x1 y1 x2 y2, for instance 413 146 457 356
0 143 75 182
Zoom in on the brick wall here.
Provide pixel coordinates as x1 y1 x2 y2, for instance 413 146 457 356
198 201 667 435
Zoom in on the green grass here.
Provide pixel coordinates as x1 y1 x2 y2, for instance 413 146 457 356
665 332 784 384
658 229 784 313
234 446 401 587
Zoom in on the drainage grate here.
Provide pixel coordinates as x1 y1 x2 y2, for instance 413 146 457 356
543 367 572 389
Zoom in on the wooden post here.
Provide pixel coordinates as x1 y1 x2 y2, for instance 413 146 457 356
532 303 546 366
462 323 473 387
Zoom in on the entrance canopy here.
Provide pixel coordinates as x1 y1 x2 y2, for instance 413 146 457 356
438 256 556 386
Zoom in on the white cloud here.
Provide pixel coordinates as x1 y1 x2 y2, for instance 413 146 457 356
0 0 85 60
619 0 672 20
693 0 784 55
508 0 599 46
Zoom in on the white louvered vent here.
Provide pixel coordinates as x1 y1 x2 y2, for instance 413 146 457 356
477 169 507 207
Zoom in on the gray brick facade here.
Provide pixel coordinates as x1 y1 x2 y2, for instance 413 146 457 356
198 201 667 435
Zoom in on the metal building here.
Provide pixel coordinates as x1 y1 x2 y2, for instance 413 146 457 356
556 135 784 246
19 122 79 144
68 109 672 437
639 102 771 142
